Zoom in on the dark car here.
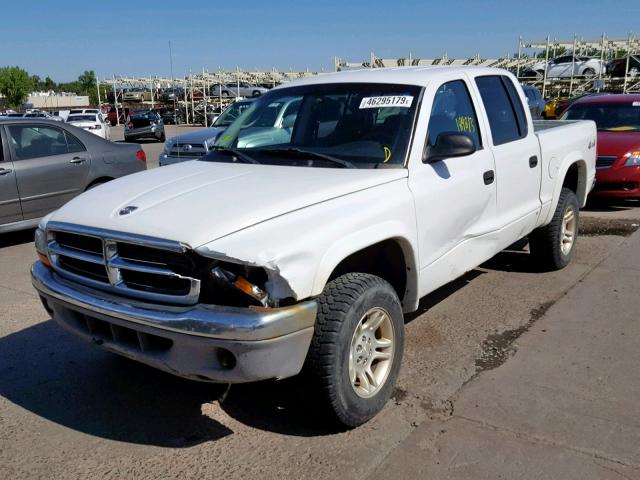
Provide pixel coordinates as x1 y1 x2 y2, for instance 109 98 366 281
0 118 146 232
521 85 546 118
562 94 640 199
161 87 185 102
607 55 640 77
124 110 165 142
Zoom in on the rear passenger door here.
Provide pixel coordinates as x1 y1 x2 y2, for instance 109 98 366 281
475 75 541 232
7 124 90 220
0 127 23 226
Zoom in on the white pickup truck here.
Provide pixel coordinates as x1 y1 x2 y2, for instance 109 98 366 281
31 67 596 427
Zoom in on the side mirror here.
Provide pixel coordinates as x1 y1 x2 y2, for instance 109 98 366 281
423 132 476 163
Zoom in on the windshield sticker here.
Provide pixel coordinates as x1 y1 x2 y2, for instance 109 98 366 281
359 96 413 109
633 102 640 107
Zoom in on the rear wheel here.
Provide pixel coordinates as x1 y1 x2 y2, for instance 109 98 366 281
529 187 579 270
158 132 166 142
306 273 404 427
583 68 596 78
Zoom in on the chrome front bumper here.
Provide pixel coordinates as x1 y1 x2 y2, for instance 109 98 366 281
31 261 317 382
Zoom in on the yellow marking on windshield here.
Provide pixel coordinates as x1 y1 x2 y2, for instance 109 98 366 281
383 146 391 163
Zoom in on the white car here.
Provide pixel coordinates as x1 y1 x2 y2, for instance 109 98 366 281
23 111 64 122
66 113 111 140
31 66 596 427
529 55 605 79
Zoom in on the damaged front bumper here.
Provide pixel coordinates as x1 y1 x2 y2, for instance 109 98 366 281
31 261 317 383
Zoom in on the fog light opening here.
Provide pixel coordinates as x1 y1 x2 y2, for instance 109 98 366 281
216 348 236 370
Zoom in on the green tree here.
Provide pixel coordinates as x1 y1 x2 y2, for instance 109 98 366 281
0 66 33 109
77 70 98 105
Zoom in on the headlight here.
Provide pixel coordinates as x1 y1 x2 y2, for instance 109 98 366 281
624 151 640 166
163 139 175 153
34 227 52 269
210 266 270 306
35 227 47 255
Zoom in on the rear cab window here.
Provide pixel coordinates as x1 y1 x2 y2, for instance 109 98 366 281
475 75 528 145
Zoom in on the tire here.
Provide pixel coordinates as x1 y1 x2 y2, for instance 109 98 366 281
252 90 261 97
124 136 131 142
535 70 545 80
306 273 405 427
529 187 579 270
583 68 596 78
158 132 166 142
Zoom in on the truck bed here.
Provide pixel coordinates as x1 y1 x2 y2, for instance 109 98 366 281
533 119 584 132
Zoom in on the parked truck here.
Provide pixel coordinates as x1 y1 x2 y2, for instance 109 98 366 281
31 67 596 427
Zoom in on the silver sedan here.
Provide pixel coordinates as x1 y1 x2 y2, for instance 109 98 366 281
0 118 147 232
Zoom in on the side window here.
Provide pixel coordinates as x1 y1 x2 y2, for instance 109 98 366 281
475 76 526 146
502 77 528 135
8 125 68 160
65 131 86 153
427 80 481 148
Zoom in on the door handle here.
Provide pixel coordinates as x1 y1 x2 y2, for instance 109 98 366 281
529 155 538 168
0 168 12 176
483 170 495 185
70 157 86 164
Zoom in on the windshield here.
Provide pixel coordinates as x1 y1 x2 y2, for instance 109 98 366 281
213 101 253 127
68 115 96 122
563 102 640 132
202 82 422 168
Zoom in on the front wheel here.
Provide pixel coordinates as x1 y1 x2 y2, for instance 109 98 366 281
529 187 579 270
583 68 596 78
306 273 404 427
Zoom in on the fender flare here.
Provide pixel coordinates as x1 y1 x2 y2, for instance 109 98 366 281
310 221 420 312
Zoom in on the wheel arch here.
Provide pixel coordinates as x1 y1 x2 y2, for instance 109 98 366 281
313 234 419 313
85 176 114 191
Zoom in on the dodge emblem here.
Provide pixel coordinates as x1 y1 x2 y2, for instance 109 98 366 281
119 206 138 216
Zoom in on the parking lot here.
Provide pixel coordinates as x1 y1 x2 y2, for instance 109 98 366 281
1 132 639 478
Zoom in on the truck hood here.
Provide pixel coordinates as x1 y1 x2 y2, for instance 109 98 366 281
49 161 407 248
170 127 225 144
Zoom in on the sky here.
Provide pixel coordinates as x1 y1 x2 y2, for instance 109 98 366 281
1 0 639 82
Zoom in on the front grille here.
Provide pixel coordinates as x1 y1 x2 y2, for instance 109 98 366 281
596 156 617 169
593 181 638 192
169 143 208 158
47 224 201 305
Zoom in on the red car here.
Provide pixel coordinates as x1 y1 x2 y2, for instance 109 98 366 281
562 94 640 198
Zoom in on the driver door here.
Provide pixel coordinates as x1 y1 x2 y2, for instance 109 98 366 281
7 124 90 220
408 78 497 282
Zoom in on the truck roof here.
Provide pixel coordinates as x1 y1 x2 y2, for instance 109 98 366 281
279 66 511 89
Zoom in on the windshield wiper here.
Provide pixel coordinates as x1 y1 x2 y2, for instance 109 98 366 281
209 146 260 164
256 148 357 169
